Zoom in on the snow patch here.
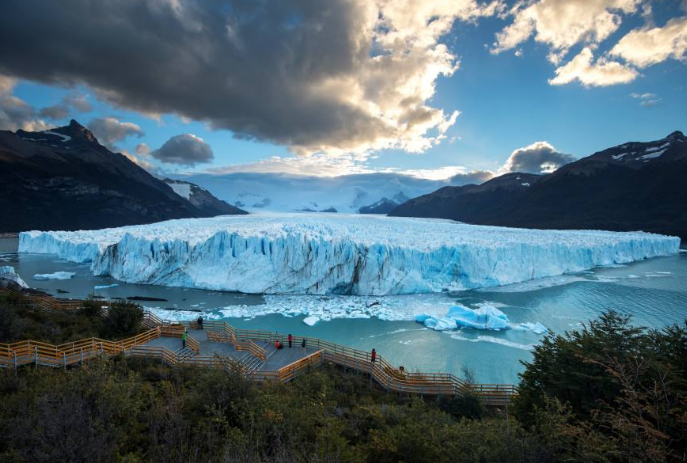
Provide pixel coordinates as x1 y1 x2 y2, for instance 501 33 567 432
42 130 71 143
168 181 193 200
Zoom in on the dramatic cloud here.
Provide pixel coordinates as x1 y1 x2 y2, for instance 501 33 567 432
492 0 642 62
39 92 93 121
0 0 499 156
152 134 214 166
631 92 661 107
548 47 638 86
500 141 575 174
87 117 143 148
0 75 49 131
448 170 494 185
610 16 687 67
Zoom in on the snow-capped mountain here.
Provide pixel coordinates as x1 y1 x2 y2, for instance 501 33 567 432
163 178 246 216
391 131 687 240
174 172 448 214
0 120 245 232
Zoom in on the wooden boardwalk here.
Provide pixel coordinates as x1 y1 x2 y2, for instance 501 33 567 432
0 289 517 406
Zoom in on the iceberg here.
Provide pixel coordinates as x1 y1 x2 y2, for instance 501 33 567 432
0 266 28 289
33 271 76 281
303 316 320 326
418 304 548 334
18 213 680 296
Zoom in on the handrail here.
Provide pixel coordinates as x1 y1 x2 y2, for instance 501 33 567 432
235 340 267 362
0 288 516 403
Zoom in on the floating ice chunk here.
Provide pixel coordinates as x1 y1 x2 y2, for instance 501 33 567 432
432 317 458 331
94 283 119 290
445 304 509 330
516 322 548 335
417 304 546 334
303 316 320 326
33 271 76 281
0 266 28 289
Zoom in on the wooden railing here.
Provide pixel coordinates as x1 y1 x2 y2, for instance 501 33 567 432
0 327 161 369
0 288 516 404
235 340 267 362
0 287 91 312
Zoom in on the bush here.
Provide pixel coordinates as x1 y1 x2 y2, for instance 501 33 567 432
102 301 143 339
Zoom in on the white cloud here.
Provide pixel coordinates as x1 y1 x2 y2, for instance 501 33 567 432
0 74 50 131
630 91 661 106
492 0 642 61
548 47 638 87
87 117 143 148
610 16 687 67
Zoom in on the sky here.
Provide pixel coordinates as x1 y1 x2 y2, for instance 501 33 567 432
1 0 686 182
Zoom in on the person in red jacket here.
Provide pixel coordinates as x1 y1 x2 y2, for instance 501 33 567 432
371 348 376 363
288 333 293 348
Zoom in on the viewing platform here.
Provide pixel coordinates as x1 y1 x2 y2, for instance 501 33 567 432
0 288 516 407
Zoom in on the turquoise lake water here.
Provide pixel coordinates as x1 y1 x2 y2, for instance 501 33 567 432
2 237 685 385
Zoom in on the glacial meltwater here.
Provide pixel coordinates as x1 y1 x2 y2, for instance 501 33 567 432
2 236 686 385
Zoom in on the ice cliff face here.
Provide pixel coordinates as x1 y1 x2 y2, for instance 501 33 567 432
18 214 681 296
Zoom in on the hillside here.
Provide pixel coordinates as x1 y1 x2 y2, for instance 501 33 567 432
391 132 687 239
0 120 245 232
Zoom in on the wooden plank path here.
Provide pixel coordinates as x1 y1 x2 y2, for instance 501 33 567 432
0 289 516 406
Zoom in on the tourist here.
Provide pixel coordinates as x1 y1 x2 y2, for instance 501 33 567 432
371 348 376 363
274 339 279 350
197 315 204 330
301 338 307 353
181 329 188 349
288 333 293 348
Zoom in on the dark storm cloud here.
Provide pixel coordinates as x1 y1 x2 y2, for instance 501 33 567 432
88 117 143 147
0 0 475 154
0 0 382 152
502 141 575 174
152 134 214 166
448 170 494 186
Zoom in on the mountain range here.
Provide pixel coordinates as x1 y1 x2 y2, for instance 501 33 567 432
390 131 687 240
0 120 245 233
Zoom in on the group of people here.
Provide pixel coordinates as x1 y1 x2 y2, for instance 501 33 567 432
274 334 307 353
182 318 381 365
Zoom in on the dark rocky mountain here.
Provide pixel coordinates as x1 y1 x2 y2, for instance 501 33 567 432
390 131 687 240
0 120 246 232
163 178 246 216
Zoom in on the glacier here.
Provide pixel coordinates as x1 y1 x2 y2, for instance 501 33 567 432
18 213 680 296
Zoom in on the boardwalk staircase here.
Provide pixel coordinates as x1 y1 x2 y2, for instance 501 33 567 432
0 289 517 406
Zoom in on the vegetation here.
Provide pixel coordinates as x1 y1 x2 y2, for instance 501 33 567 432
0 293 144 343
0 294 685 462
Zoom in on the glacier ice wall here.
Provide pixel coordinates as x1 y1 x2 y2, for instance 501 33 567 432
18 214 681 296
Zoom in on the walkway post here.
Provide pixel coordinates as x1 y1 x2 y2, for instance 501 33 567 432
63 352 66 371
34 347 37 368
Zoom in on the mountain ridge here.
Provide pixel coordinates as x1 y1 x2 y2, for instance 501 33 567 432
390 132 687 240
0 120 245 232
